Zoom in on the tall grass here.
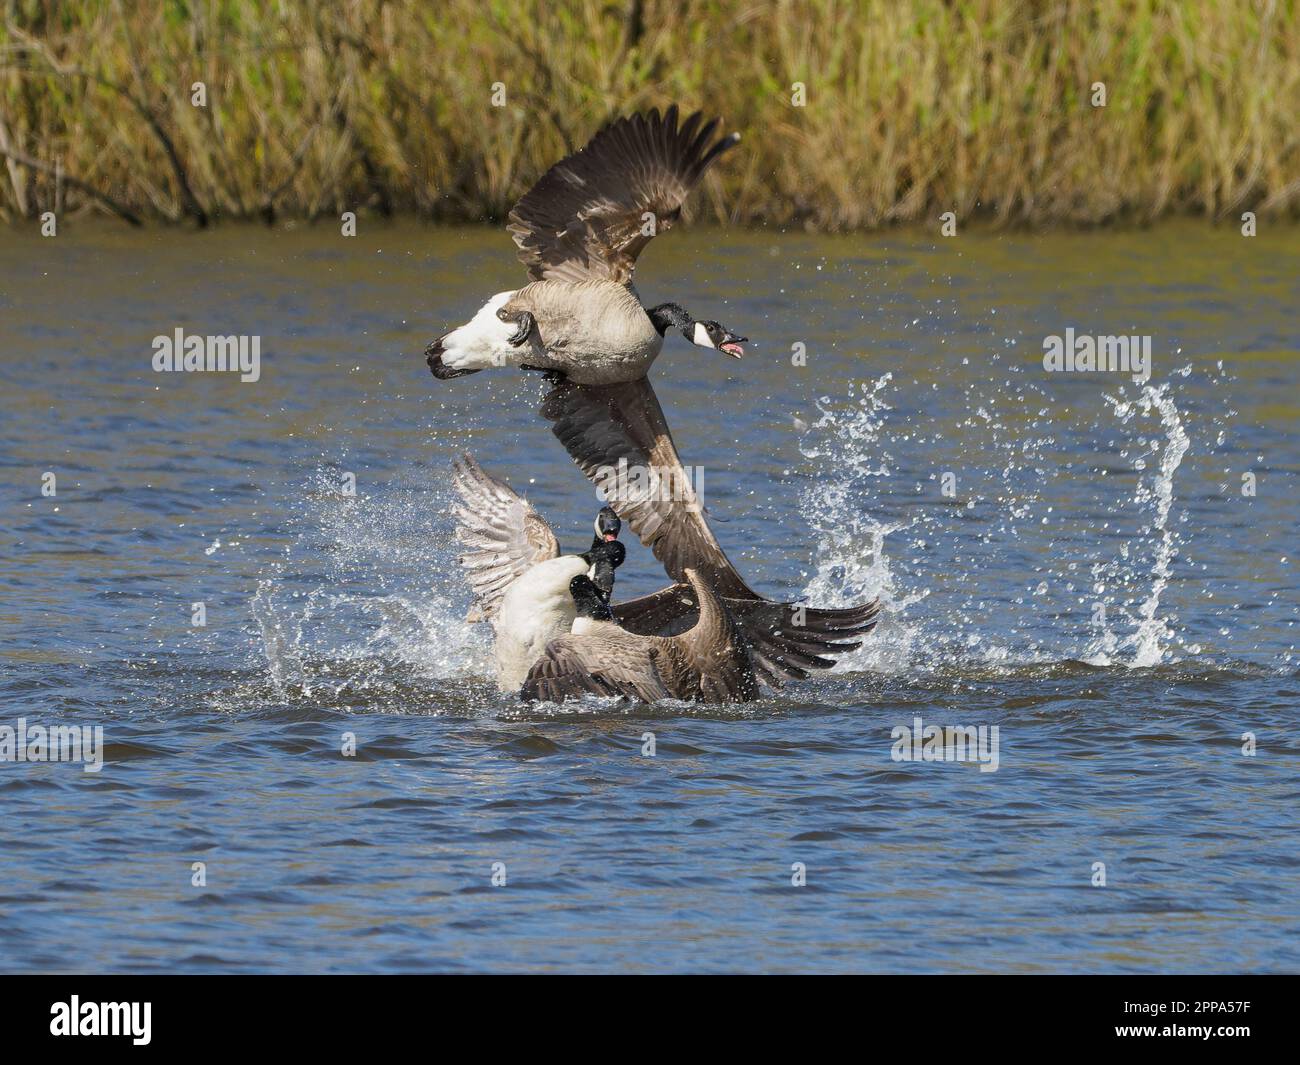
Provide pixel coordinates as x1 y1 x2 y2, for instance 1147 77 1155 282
1 0 1297 228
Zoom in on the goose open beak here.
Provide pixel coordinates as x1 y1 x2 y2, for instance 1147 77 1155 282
719 332 746 358
595 506 621 543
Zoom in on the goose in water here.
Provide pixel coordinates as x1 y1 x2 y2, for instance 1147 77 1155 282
452 455 625 690
425 105 747 385
453 454 879 694
520 569 759 705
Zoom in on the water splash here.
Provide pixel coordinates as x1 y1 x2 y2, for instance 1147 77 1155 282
251 579 307 691
1094 380 1191 667
248 466 491 702
797 361 1199 676
244 357 1196 701
798 376 931 673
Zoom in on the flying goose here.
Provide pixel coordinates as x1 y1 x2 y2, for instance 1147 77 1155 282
425 105 747 385
453 453 879 693
520 568 759 705
452 454 625 690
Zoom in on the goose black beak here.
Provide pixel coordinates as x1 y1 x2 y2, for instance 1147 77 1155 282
425 337 479 380
595 505 621 542
720 332 746 359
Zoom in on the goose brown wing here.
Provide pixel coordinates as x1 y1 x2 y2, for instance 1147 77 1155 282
610 585 700 635
451 453 559 622
542 375 884 686
614 586 883 690
724 597 882 689
540 374 758 600
519 631 673 704
507 106 739 284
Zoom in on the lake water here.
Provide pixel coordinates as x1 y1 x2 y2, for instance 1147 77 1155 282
1 221 1297 973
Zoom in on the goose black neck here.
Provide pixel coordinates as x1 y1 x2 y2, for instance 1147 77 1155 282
581 539 625 600
588 560 617 600
647 302 693 336
570 576 613 621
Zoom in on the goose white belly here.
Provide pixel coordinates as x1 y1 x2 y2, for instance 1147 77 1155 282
570 616 620 637
492 556 589 691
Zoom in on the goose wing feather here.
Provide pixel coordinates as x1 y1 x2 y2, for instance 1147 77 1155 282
522 575 761 705
507 106 739 284
666 570 760 703
541 376 883 686
520 630 674 704
452 452 560 622
540 375 757 600
614 587 882 689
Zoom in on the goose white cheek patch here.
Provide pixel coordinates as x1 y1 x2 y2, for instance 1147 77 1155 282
443 292 518 368
692 322 716 348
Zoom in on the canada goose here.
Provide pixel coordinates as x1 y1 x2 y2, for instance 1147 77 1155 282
453 453 880 692
521 568 759 704
424 105 747 386
451 454 625 690
588 506 623 596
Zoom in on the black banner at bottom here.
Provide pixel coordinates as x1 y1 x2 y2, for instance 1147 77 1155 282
0 974 1290 1052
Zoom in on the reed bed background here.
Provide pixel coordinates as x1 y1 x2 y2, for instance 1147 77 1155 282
1 0 1297 229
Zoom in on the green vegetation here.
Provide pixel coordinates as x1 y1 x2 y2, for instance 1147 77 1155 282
1 0 1297 228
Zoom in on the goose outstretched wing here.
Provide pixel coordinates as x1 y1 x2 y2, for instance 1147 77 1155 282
540 375 755 599
611 583 882 691
507 106 739 285
539 376 883 687
451 453 560 622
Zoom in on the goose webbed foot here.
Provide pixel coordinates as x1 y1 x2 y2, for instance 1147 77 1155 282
506 311 535 346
